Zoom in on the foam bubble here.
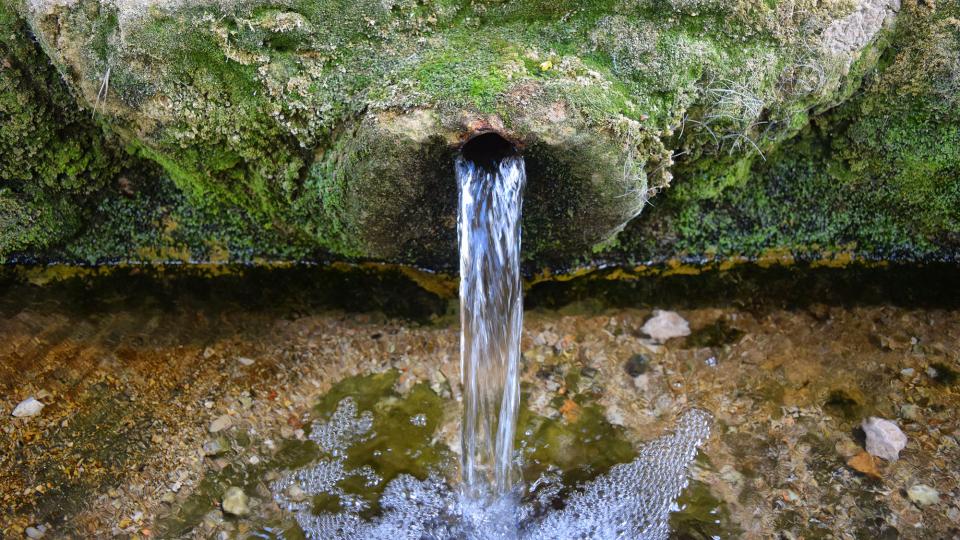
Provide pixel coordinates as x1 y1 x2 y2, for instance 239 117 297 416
271 400 711 540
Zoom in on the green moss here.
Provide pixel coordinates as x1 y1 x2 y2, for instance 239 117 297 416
5 0 957 267
409 33 512 111
598 3 960 264
0 4 140 259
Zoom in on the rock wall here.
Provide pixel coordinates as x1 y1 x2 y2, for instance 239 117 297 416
0 0 957 269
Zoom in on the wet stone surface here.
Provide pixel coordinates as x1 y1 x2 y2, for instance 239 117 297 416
1 269 959 538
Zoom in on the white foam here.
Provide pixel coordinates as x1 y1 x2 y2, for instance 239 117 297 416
272 400 712 540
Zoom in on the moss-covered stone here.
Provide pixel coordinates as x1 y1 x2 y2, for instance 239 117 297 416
606 1 960 266
0 3 121 256
2 0 957 269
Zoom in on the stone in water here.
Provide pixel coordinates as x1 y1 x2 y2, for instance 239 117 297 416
12 397 44 418
641 310 691 342
907 484 939 506
25 525 46 539
209 415 233 433
862 417 907 461
222 486 250 516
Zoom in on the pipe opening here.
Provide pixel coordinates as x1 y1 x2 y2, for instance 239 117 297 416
460 132 518 171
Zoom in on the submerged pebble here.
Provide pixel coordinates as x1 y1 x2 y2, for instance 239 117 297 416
209 415 233 433
203 437 230 456
286 484 308 502
862 417 907 461
25 525 46 539
221 487 250 516
641 310 691 342
12 397 44 418
624 354 650 377
900 404 921 422
906 484 940 506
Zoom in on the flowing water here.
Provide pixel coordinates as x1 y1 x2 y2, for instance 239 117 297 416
456 155 526 503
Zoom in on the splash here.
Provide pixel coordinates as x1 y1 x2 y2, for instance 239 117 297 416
271 399 711 539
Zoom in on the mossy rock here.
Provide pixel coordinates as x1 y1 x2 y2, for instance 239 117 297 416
606 2 960 266
0 3 142 257
6 0 913 263
2 0 957 268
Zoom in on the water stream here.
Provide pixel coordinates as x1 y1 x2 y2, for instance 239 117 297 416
457 153 526 503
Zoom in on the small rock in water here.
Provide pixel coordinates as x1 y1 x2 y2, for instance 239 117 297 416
209 415 233 433
12 397 44 418
907 484 939 506
834 436 861 458
409 413 428 427
862 417 907 461
900 404 921 421
846 451 882 480
286 484 308 502
624 354 650 377
641 310 691 342
203 436 230 456
579 366 598 379
25 525 46 539
237 357 255 366
221 486 250 516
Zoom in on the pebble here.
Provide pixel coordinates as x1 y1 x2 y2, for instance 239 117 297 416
719 465 745 488
203 437 230 456
287 484 307 502
12 397 44 418
221 486 250 516
209 415 233 433
835 436 862 458
624 354 650 377
862 417 908 461
948 507 960 523
900 404 921 422
640 310 691 342
237 357 255 366
906 484 939 506
605 404 626 426
25 525 46 539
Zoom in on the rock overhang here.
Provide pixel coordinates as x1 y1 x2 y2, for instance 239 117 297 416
5 0 932 268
